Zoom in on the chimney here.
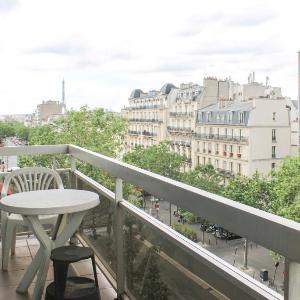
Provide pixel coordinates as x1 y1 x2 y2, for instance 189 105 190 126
266 76 269 87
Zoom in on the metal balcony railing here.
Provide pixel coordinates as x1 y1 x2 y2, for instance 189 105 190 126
169 112 194 117
128 118 163 123
195 134 248 144
2 144 300 300
126 105 163 110
167 126 193 133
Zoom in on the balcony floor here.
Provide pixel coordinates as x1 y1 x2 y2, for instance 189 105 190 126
0 236 117 300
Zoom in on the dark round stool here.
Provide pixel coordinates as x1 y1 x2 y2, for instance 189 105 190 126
45 246 100 300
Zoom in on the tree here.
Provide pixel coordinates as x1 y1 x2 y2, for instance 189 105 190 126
270 153 300 218
20 106 128 186
123 142 185 180
224 172 272 211
223 172 272 269
0 121 30 140
182 164 224 195
135 247 169 300
172 223 197 242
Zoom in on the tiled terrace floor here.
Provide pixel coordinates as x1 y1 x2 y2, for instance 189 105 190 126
0 235 117 300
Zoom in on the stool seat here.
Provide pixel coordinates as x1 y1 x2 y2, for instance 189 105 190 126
46 246 100 300
46 277 100 300
51 246 94 263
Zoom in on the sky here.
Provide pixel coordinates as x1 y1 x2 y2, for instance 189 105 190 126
0 0 299 114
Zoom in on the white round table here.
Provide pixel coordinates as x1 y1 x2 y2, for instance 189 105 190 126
0 189 100 300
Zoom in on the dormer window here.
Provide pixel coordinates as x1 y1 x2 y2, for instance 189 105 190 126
239 112 245 123
207 112 212 122
228 112 233 122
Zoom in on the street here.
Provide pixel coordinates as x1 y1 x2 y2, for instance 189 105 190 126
144 198 284 295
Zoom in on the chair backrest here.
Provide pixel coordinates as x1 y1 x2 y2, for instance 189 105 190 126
1 167 64 198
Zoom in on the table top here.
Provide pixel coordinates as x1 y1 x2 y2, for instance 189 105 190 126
0 189 100 215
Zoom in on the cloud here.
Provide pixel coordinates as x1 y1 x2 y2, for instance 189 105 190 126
225 10 278 27
28 40 87 56
0 0 18 12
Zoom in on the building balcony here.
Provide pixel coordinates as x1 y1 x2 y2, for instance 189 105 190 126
169 112 194 117
128 118 163 123
0 144 298 300
195 134 248 144
142 130 157 137
127 130 157 137
126 104 163 110
223 151 227 156
167 126 193 134
128 130 140 135
229 152 234 157
237 153 242 158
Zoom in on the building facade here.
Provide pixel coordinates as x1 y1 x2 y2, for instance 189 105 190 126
123 75 295 176
195 99 291 177
33 100 65 124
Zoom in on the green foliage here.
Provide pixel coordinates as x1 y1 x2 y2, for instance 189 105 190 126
123 142 185 180
270 154 300 216
224 172 272 211
178 209 195 224
172 223 197 242
182 164 224 194
0 121 30 140
135 247 169 300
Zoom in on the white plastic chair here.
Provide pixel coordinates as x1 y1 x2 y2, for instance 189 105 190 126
1 167 64 270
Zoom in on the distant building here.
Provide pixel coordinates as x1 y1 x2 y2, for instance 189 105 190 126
195 98 291 177
123 74 295 176
33 100 65 124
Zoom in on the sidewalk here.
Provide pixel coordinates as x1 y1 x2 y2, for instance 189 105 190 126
145 199 285 295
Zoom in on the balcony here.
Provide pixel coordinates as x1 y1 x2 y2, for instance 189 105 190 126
167 126 193 134
142 130 157 137
223 151 227 156
126 105 162 110
128 118 163 123
237 153 242 158
195 134 248 145
1 144 300 300
169 112 194 118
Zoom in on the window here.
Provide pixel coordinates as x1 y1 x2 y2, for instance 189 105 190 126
239 112 245 123
197 156 200 165
215 159 219 168
217 128 220 137
225 128 228 137
230 145 233 153
228 112 233 122
223 161 227 170
239 129 242 139
223 144 227 152
203 157 206 165
216 144 219 152
230 162 233 172
231 129 234 138
208 157 211 164
273 112 276 121
238 146 241 154
272 146 276 158
272 129 276 142
271 162 276 169
237 163 242 174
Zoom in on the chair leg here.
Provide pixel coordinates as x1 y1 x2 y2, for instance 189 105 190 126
2 221 16 271
11 227 17 256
